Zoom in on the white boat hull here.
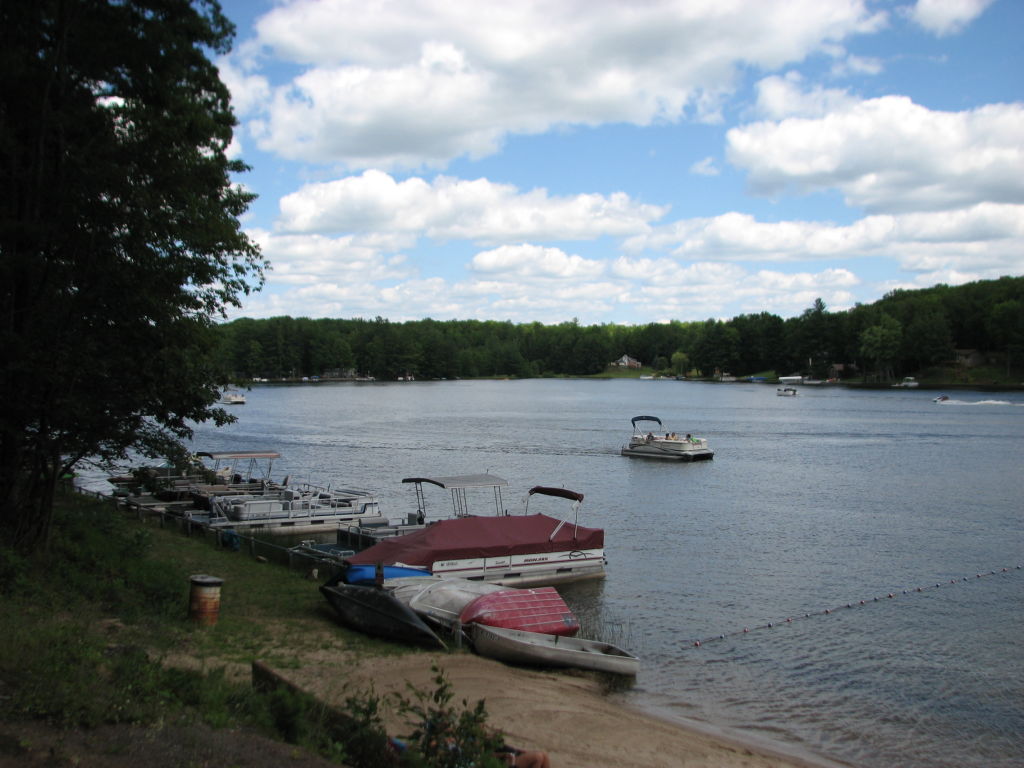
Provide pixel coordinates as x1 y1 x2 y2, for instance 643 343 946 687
420 548 606 587
470 624 639 676
208 488 385 531
621 437 713 461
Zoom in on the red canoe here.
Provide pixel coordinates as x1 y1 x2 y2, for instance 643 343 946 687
460 587 580 636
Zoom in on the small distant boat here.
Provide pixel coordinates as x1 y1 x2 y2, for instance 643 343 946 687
220 391 246 404
934 394 950 403
620 415 713 461
893 377 920 388
776 386 798 397
319 582 446 649
777 376 803 384
469 624 639 676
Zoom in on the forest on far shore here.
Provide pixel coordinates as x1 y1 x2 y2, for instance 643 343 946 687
214 276 1024 385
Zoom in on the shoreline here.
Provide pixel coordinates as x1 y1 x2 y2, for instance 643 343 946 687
279 649 855 768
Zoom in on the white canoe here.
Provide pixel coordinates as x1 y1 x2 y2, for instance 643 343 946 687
469 623 639 676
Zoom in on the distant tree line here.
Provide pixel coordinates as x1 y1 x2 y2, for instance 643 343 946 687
214 276 1024 382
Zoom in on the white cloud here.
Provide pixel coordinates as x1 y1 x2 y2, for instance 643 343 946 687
234 0 885 168
727 95 1024 213
471 244 605 279
830 54 883 77
277 171 668 241
690 156 720 176
217 56 271 117
624 204 1024 275
247 228 413 287
752 74 858 119
905 0 995 37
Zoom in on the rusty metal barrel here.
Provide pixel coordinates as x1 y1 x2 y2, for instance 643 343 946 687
188 574 224 626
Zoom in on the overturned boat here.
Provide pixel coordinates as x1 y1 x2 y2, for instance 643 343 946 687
385 575 580 636
319 582 446 649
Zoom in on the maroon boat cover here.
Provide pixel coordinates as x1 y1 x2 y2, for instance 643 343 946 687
346 514 603 567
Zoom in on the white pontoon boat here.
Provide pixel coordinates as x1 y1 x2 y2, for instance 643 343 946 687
620 416 713 461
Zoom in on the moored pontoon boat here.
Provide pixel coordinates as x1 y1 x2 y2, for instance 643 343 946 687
345 484 605 587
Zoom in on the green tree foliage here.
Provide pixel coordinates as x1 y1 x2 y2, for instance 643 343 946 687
212 277 1024 384
859 314 903 381
988 299 1024 374
0 0 264 550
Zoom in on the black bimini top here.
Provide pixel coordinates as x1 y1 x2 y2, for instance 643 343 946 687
631 415 662 427
401 474 508 489
196 451 281 460
528 486 584 503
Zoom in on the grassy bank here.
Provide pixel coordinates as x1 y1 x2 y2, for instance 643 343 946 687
0 492 508 767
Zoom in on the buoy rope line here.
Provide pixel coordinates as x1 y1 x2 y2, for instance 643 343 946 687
687 564 1022 648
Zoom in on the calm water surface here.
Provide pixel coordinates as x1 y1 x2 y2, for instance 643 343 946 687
191 380 1024 768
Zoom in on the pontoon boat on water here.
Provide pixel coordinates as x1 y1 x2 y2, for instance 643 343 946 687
620 415 714 461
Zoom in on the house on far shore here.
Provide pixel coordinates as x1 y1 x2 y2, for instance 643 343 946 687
610 354 642 369
954 349 986 368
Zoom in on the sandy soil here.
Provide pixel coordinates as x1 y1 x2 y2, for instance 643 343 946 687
281 645 852 768
1 608 853 768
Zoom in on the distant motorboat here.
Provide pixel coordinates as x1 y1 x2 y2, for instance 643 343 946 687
620 415 713 461
776 387 798 397
934 394 950 403
894 377 920 388
220 390 246 404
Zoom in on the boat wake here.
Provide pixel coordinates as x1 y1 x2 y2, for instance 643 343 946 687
935 398 1021 406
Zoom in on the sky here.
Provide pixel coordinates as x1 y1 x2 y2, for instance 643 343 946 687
215 0 1024 326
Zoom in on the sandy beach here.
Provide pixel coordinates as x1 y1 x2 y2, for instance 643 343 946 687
274 647 852 768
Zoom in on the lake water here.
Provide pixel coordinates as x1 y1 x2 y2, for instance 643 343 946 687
190 379 1024 768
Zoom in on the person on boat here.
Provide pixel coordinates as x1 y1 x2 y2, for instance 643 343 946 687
645 432 654 442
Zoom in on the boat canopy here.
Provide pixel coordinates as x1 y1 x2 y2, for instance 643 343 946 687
631 415 662 428
402 474 509 518
345 514 603 567
401 474 507 489
528 486 584 503
196 451 281 460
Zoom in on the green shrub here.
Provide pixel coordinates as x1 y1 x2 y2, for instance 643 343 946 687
391 665 506 768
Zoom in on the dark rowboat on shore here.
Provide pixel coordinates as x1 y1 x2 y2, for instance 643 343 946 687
319 583 445 649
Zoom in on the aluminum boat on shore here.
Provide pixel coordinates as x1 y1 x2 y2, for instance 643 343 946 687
469 624 639 676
